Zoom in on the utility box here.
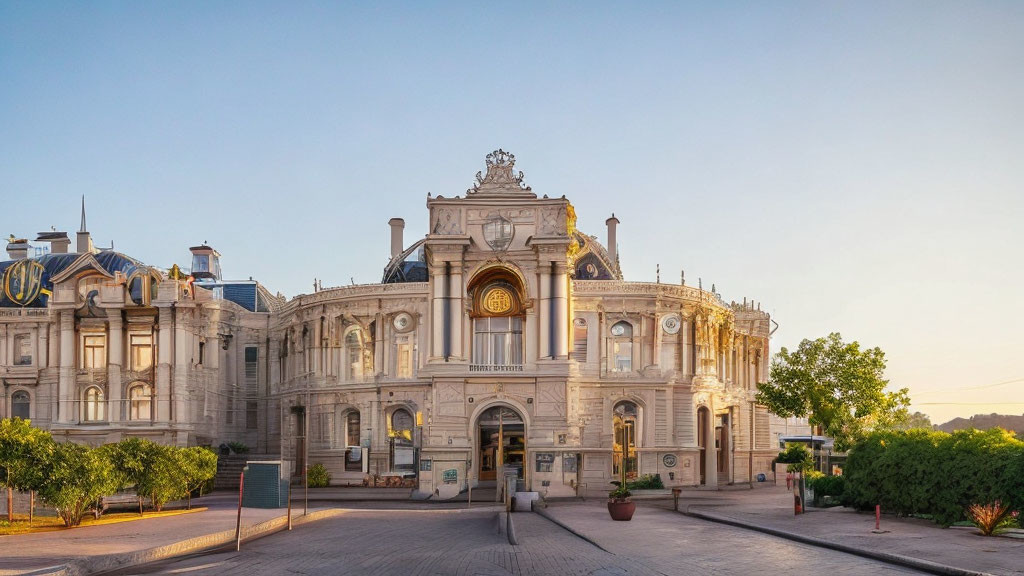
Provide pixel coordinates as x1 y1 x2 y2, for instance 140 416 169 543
242 461 288 508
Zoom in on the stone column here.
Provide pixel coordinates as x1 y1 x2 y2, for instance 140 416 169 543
173 312 190 427
156 307 173 422
48 320 59 368
58 311 75 423
538 265 551 359
552 261 569 359
448 262 463 360
37 322 48 368
430 266 446 359
107 312 123 422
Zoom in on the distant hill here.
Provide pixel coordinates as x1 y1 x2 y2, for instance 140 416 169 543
935 413 1024 435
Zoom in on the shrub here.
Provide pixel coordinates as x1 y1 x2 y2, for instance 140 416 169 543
809 474 847 498
307 463 331 488
776 443 813 472
178 446 218 508
843 428 1024 526
627 474 664 490
226 441 249 454
966 501 1020 536
0 418 54 521
39 443 118 527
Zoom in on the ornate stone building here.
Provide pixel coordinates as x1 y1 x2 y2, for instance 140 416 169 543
1 151 776 497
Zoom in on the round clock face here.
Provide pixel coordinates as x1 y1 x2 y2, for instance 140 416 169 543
611 323 626 336
393 312 414 332
662 314 681 335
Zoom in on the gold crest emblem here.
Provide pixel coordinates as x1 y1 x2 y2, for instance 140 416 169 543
4 260 45 306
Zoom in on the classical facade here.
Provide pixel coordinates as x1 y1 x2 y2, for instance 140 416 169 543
0 151 776 497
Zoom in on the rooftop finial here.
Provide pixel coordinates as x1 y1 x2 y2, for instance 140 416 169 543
79 195 87 232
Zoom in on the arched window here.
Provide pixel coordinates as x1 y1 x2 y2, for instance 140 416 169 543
613 401 639 480
12 390 30 419
390 408 415 474
344 410 361 471
128 383 152 421
345 330 364 381
609 321 633 372
83 386 105 422
390 409 414 441
468 267 526 368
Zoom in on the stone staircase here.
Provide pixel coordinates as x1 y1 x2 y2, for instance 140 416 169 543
214 454 279 491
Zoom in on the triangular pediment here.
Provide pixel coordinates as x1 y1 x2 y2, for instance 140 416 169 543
50 252 114 284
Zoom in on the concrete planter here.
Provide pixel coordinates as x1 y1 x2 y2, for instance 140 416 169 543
607 499 636 521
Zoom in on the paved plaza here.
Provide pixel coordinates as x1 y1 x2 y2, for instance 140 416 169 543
111 505 924 576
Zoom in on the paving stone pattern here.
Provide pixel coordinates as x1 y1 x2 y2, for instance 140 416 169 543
119 506 925 575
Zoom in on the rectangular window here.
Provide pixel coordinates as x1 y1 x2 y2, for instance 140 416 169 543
244 346 258 397
472 317 523 366
573 322 587 362
82 334 106 369
13 334 32 366
246 400 258 429
346 411 360 447
396 342 413 378
198 341 205 365
130 334 153 371
612 340 632 372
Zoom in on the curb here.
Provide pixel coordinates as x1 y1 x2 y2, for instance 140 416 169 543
682 508 996 576
20 508 345 576
532 507 610 553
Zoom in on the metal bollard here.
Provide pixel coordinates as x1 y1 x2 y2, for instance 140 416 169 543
672 487 682 511
235 466 248 551
287 480 293 530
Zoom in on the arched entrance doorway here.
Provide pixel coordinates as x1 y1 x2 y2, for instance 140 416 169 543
475 404 526 485
697 406 710 485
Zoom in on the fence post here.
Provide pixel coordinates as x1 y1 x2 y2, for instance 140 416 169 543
235 466 248 551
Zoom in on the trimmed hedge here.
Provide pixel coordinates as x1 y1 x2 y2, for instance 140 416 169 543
843 428 1024 526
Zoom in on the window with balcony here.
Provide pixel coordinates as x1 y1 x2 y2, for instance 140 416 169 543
468 267 527 370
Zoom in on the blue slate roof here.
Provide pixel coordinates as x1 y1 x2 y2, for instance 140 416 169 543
0 251 142 308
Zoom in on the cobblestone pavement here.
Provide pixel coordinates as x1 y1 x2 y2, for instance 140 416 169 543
117 506 925 576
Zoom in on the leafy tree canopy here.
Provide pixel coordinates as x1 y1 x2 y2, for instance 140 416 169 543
0 418 54 492
756 332 910 451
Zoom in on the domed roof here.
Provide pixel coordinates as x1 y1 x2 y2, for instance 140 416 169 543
0 250 147 307
382 238 428 284
571 230 621 280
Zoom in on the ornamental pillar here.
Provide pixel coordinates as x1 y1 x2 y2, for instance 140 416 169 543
156 307 172 422
58 311 75 423
107 311 123 422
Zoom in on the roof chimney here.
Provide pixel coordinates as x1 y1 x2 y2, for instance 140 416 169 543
605 213 620 267
6 237 30 260
388 218 405 259
77 196 94 254
36 231 70 254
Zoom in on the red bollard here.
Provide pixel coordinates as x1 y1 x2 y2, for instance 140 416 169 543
794 492 802 515
875 504 881 531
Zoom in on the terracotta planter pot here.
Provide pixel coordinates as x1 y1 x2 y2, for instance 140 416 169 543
607 499 636 521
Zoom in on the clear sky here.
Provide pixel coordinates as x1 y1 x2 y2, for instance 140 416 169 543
2 1 1022 424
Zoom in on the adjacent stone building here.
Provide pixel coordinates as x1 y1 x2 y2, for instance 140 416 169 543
1 151 777 497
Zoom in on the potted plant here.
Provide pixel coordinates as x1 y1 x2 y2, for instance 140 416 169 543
607 482 635 521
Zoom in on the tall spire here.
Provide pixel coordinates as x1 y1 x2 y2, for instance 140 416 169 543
79 195 87 233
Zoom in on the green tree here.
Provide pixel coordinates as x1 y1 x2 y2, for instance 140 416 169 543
0 418 54 522
177 447 218 509
148 444 185 512
894 411 933 431
39 442 118 527
104 437 158 515
756 333 910 451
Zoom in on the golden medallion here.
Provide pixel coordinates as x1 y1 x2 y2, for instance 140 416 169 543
483 287 514 314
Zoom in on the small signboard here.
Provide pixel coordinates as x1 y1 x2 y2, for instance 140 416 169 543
442 468 458 484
